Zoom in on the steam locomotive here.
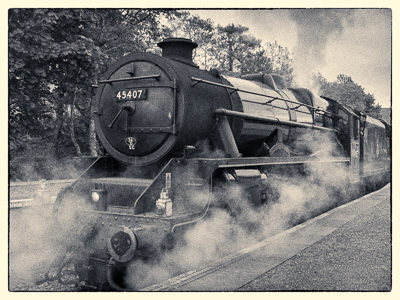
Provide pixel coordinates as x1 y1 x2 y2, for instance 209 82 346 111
53 38 390 290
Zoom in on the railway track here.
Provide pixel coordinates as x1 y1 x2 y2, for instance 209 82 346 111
9 179 73 209
9 197 57 209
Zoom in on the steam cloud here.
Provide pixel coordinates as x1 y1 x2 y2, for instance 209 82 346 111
290 9 355 90
124 131 351 290
9 193 92 291
10 132 352 291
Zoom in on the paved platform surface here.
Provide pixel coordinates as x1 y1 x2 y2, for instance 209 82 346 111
156 184 391 291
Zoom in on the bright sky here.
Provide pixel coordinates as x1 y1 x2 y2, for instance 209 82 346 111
193 9 391 108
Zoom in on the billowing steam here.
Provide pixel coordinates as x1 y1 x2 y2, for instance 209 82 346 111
9 193 92 291
10 132 352 291
124 131 351 290
290 9 354 89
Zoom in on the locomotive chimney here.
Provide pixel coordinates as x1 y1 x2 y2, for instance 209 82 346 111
157 37 198 66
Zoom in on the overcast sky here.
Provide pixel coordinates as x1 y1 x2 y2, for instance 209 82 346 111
192 9 391 108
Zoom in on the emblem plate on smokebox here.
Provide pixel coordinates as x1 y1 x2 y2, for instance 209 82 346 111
125 137 137 150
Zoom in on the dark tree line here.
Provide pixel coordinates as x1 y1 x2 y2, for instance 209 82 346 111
9 9 175 179
9 9 170 159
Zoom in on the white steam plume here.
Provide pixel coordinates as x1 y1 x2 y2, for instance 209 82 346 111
9 193 92 291
124 132 351 290
10 133 352 291
290 9 354 90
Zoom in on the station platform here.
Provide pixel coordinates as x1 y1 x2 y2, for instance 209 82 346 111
144 183 391 291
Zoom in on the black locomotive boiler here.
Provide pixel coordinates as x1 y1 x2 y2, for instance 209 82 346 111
53 38 391 290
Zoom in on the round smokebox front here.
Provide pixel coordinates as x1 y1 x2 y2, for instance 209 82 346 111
94 53 180 166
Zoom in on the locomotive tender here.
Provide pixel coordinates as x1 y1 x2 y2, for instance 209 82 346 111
53 38 390 290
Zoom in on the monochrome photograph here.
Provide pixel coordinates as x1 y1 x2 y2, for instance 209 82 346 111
7 7 392 292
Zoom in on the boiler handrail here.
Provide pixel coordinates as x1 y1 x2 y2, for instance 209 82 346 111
214 108 336 132
191 76 339 119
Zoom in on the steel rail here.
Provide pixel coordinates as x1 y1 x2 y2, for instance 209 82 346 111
10 196 57 209
9 179 74 187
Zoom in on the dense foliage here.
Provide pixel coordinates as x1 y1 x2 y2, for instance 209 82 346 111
9 9 173 179
314 73 382 118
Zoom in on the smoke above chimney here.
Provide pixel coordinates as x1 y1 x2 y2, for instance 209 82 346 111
290 9 355 89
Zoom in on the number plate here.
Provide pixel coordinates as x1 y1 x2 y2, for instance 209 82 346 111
116 89 147 101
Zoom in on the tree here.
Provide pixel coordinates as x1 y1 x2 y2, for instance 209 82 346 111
264 41 293 86
155 11 216 69
314 73 381 117
154 13 294 82
9 9 169 160
202 23 269 75
9 9 172 180
218 24 251 72
194 22 293 84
